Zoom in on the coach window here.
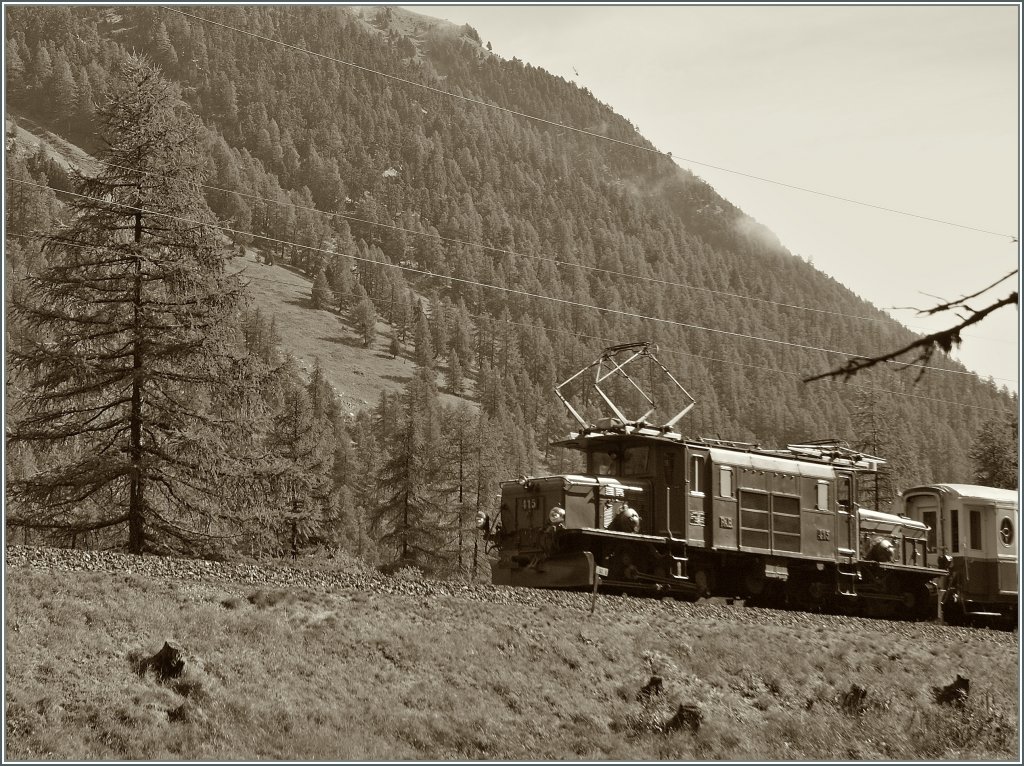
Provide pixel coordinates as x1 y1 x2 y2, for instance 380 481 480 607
969 510 983 551
816 481 829 511
950 511 960 553
690 456 705 495
719 467 734 498
1000 517 1014 546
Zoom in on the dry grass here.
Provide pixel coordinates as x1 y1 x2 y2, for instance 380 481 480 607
4 567 1019 760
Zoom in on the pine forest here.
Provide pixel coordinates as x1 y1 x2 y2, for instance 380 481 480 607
3 5 1017 574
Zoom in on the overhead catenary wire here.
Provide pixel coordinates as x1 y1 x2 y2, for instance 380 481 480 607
74 157 1018 345
8 228 1014 414
230 268 1015 413
162 4 1019 242
9 177 1014 387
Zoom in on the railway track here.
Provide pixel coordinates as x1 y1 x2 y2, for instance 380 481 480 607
5 545 1016 645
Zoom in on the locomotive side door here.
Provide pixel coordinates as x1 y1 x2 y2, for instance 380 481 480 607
835 472 855 555
685 448 710 547
659 448 687 538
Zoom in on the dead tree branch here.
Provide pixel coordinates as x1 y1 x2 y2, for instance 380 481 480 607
805 291 1018 383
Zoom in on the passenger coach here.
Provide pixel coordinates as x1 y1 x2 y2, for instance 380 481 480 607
902 484 1019 625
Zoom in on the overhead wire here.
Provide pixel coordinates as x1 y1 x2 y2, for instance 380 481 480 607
77 156 1018 345
7 228 1013 413
30 7 1015 349
226 267 1020 415
163 4 1019 242
9 177 1014 387
1 178 964 365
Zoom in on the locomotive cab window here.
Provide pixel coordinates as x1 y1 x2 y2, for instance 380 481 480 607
815 481 829 511
690 455 705 495
591 451 618 476
620 447 650 477
591 447 650 477
837 476 852 510
719 467 734 498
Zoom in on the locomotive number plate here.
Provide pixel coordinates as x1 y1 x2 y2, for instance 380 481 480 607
520 498 540 510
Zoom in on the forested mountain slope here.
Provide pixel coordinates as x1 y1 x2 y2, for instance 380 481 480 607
4 5 1015 519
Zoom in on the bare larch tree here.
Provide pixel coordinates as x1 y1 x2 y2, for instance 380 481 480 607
7 55 259 554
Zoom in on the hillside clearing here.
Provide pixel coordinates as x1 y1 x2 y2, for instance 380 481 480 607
230 249 476 414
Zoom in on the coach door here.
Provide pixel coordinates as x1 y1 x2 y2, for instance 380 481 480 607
961 503 998 597
995 502 1018 595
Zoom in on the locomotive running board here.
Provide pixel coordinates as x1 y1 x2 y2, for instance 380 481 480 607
493 551 597 589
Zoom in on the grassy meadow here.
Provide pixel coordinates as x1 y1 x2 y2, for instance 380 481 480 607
4 564 1019 761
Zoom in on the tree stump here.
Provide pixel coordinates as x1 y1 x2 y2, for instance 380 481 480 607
839 683 868 715
665 703 703 732
140 641 186 681
168 698 207 725
637 675 663 702
933 675 970 707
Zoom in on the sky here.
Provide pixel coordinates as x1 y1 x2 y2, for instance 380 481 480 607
407 3 1021 393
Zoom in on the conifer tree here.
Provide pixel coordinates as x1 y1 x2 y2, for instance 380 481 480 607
50 52 78 132
311 267 334 310
4 145 63 275
413 306 433 368
7 55 256 555
74 65 95 125
392 288 413 345
353 293 377 347
446 349 464 396
264 360 335 556
371 366 448 568
469 408 505 579
970 418 1018 489
443 404 488 576
327 254 355 313
6 38 26 98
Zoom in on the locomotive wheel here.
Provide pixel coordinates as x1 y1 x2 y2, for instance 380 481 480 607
743 569 765 596
942 591 967 626
900 585 937 621
694 569 712 598
746 580 784 609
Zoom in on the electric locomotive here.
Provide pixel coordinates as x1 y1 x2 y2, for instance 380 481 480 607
480 342 945 619
902 484 1019 626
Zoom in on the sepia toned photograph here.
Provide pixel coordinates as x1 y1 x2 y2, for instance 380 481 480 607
3 2 1019 761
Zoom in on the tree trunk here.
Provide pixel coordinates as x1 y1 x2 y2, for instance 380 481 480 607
128 208 145 553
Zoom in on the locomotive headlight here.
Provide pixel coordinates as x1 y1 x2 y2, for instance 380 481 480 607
548 506 566 526
475 511 490 530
